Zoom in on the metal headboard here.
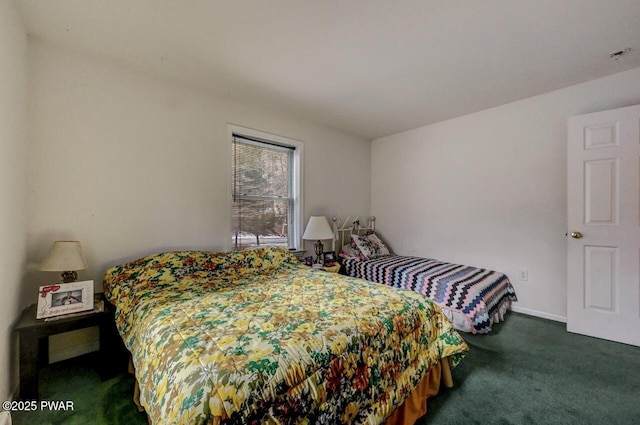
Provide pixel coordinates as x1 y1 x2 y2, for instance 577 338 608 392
332 216 376 250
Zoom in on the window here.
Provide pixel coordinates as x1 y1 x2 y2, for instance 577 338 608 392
229 126 303 250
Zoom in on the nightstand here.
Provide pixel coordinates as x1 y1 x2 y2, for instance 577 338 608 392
288 249 307 261
321 264 341 273
15 293 127 400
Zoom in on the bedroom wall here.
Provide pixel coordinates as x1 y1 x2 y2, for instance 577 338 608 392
0 0 28 405
371 67 640 321
26 39 370 361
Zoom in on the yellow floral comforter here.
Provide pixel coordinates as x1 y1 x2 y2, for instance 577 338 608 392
103 246 468 425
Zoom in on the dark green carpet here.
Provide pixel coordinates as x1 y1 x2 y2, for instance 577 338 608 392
11 313 640 425
11 354 147 425
421 313 640 425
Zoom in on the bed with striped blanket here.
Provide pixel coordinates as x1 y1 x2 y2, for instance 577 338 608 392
342 255 517 334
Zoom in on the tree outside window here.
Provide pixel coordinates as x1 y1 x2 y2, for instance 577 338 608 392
231 135 295 249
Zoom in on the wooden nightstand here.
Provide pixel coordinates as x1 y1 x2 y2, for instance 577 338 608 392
15 293 127 400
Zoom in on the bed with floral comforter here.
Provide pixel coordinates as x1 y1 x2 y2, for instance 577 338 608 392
103 246 468 425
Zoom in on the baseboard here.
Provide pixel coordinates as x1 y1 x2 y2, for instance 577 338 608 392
511 306 567 323
49 341 100 364
0 410 12 425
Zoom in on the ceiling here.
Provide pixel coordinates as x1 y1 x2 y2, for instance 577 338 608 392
15 0 640 139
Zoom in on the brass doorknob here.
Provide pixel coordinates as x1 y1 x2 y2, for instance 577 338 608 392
571 231 583 239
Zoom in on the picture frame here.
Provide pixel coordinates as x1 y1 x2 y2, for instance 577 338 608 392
323 251 337 265
304 256 314 266
36 280 94 319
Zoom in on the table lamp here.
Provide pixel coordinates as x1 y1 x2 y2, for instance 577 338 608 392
40 241 88 283
302 216 335 267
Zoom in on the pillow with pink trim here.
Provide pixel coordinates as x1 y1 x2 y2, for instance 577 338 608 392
339 244 365 260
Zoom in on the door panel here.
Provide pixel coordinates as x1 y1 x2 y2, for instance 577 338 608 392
567 104 640 346
584 245 616 311
584 159 617 225
584 122 618 149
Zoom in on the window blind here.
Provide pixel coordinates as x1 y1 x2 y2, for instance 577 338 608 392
231 134 295 248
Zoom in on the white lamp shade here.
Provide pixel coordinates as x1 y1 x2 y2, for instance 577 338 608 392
302 216 335 241
40 241 88 271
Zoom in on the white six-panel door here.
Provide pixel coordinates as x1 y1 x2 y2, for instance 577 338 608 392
567 104 640 347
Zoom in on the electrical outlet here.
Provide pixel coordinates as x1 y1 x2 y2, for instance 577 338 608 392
519 270 528 281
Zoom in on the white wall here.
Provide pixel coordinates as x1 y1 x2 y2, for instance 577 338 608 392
372 67 640 321
26 39 371 288
25 39 370 360
0 0 28 403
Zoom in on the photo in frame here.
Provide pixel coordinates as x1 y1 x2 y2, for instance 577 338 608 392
36 280 94 319
323 251 337 266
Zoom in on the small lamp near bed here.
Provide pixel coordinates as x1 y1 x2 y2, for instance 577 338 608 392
302 216 335 268
40 241 88 283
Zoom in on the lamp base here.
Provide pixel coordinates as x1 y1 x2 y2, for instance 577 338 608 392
61 271 78 283
314 240 324 265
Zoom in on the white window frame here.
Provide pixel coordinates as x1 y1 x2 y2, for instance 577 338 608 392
227 124 304 250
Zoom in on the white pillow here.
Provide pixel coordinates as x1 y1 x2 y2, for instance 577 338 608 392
351 234 377 259
366 233 390 256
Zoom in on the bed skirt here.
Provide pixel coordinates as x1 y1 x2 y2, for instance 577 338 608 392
129 357 453 425
384 358 452 425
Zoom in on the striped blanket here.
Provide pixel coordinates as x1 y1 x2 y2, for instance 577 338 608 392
343 255 517 334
